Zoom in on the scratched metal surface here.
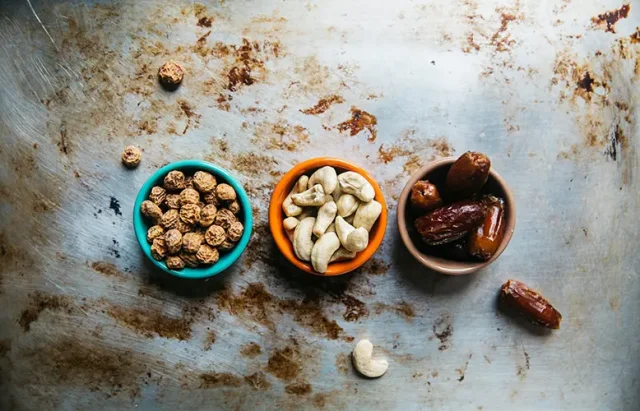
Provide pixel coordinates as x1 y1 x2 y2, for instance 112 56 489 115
0 0 638 410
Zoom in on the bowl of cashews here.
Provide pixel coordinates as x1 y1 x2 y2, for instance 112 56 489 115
269 158 388 276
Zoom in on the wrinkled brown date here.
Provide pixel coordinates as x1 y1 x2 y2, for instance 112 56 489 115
446 151 491 197
410 180 443 211
499 280 562 329
415 200 485 245
468 196 505 260
434 238 471 261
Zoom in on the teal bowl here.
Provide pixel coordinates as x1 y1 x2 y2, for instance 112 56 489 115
133 160 253 279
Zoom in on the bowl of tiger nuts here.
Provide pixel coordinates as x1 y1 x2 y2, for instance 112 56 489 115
397 152 516 275
133 160 253 279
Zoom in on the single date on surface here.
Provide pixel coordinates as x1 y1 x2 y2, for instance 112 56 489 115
499 279 562 329
414 200 485 245
446 151 491 198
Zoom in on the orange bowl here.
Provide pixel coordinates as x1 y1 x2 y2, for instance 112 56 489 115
269 158 388 276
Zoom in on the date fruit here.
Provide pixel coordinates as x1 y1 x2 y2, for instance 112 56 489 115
446 151 491 197
415 200 485 245
499 280 562 329
468 196 505 260
434 238 471 261
410 180 443 211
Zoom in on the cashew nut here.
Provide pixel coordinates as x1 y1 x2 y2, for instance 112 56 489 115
331 182 343 202
338 171 375 203
353 200 382 232
326 223 335 233
352 339 388 378
298 207 317 219
292 184 327 207
293 217 316 261
282 175 310 217
308 166 338 195
329 247 356 262
283 217 299 231
337 194 359 217
310 232 341 273
335 216 369 252
312 201 337 237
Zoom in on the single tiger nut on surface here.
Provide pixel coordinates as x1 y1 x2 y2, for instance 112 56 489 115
151 237 167 260
227 221 244 242
166 194 181 209
180 203 201 225
160 209 179 229
410 180 443 211
196 244 219 264
219 239 235 251
227 200 241 215
164 170 186 191
182 232 204 253
205 225 226 247
175 220 194 234
199 204 218 227
164 229 183 254
158 61 184 91
216 183 237 201
193 171 217 193
141 200 163 222
180 251 200 267
203 192 220 206
165 255 185 269
147 225 165 243
122 145 142 168
149 186 167 206
179 188 200 205
214 208 236 230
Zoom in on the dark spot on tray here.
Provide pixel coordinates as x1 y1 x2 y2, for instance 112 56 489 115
90 261 125 278
204 331 216 350
336 106 377 142
362 258 391 275
577 72 595 93
244 372 271 390
301 95 344 115
285 381 312 396
58 123 69 154
19 292 73 332
604 123 627 161
630 27 640 43
374 301 416 321
108 239 121 259
266 346 301 382
341 294 368 322
240 342 262 358
106 305 195 340
433 313 453 350
197 16 213 27
456 354 472 382
199 372 243 388
591 4 630 33
109 196 122 216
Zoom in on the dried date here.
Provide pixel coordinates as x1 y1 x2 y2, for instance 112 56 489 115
468 196 505 260
410 180 443 211
499 280 562 329
415 200 485 245
446 151 490 197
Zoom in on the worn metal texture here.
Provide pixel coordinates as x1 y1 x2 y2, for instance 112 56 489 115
0 0 638 410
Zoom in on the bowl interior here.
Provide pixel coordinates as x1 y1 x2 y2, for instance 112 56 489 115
133 160 253 279
269 158 387 276
400 159 515 275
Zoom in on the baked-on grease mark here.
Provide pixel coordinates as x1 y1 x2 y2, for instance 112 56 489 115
199 372 242 388
204 330 216 350
244 372 271 390
19 292 72 332
591 4 630 33
456 354 472 382
336 106 377 142
266 346 301 381
300 95 344 115
604 123 627 161
433 314 453 350
90 261 125 278
240 342 262 358
341 294 368 322
197 16 213 27
374 301 416 321
107 305 194 340
285 381 312 395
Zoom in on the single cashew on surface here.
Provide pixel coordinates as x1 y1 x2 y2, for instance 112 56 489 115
336 194 359 217
338 171 375 202
353 200 382 232
308 166 338 195
282 175 309 217
352 339 388 378
291 184 326 207
335 216 369 252
312 200 337 237
311 232 341 273
293 217 316 262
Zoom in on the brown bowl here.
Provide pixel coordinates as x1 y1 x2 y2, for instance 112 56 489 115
397 157 516 275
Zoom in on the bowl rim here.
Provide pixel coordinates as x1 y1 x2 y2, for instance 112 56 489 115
268 157 388 276
133 159 253 279
396 156 516 275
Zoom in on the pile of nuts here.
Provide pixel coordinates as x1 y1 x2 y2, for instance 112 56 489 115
281 166 382 274
140 170 244 269
411 151 505 261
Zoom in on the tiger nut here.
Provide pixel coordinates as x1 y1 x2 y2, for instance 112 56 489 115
166 194 181 209
161 209 179 229
205 225 226 247
219 239 235 251
182 232 204 253
175 220 194 234
158 61 184 91
214 208 236 230
193 171 217 193
164 170 186 191
199 204 218 227
180 203 201 225
216 183 236 201
141 200 163 222
165 255 185 269
180 188 200 205
164 229 183 254
147 225 165 243
196 244 219 264
227 200 241 215
149 186 167 206
122 145 142 168
227 221 244 242
151 237 167 260
180 251 200 267
203 192 220 206
184 176 194 189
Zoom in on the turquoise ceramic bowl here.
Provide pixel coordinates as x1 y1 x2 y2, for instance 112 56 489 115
133 160 253 279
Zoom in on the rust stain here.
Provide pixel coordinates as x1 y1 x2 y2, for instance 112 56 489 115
491 9 519 52
285 381 312 396
334 352 350 375
19 292 73 332
240 342 262 358
252 120 310 152
374 301 416 321
433 313 453 351
340 294 368 322
591 4 631 33
244 372 271 390
630 27 640 43
336 106 378 142
231 152 279 176
107 305 194 340
199 372 243 388
90 261 125 278
300 95 345 115
197 16 213 27
178 100 201 134
204 330 216 350
604 123 628 161
266 346 301 382
361 257 391 275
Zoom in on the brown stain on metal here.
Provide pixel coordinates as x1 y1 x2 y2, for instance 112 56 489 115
58 124 69 154
178 100 201 134
433 313 453 351
336 106 378 142
300 95 345 115
334 352 350 375
90 261 125 278
197 16 213 27
491 9 519 52
604 124 628 161
251 120 311 152
204 331 216 350
362 257 391 275
244 372 271 390
591 4 631 33
231 152 279 176
374 301 416 321
456 354 473 382
199 372 243 388
107 305 194 340
266 346 302 382
285 381 312 396
19 292 73 332
340 294 368 322
377 131 453 175
240 342 262 358
630 27 640 43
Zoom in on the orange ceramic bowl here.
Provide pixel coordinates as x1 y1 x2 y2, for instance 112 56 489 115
269 158 388 276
